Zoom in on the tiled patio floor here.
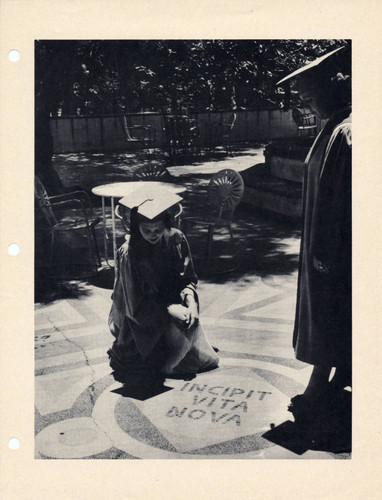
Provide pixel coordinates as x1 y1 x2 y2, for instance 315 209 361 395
34 146 351 459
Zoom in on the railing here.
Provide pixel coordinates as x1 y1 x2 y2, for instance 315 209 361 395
49 109 325 154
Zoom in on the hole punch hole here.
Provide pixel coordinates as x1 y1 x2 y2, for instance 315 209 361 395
8 437 20 450
8 243 20 256
8 50 20 62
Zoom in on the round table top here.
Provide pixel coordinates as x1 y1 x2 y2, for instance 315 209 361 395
91 181 186 198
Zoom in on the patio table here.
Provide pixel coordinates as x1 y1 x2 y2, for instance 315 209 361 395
92 181 186 273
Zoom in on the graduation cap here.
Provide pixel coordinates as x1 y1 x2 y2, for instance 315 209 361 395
277 46 346 85
118 184 183 220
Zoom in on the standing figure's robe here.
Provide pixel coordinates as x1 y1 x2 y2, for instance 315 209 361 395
108 227 219 378
293 107 351 368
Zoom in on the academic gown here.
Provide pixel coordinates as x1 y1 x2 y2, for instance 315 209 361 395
108 228 219 379
293 107 352 367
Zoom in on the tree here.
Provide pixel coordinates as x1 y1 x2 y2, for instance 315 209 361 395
37 39 349 116
35 39 349 191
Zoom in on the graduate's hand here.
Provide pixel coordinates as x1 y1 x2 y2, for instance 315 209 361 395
186 302 199 329
167 304 190 324
184 295 199 329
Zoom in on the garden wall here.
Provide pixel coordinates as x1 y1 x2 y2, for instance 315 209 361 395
49 109 323 154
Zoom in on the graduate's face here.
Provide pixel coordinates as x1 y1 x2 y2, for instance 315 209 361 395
296 73 332 119
139 219 166 244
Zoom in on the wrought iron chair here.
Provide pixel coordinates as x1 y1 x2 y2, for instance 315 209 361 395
183 169 244 272
208 112 237 155
133 163 171 181
162 114 200 163
120 115 157 150
292 107 318 136
34 176 101 278
205 168 244 260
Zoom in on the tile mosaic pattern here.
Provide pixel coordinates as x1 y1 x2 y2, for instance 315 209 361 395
35 273 347 459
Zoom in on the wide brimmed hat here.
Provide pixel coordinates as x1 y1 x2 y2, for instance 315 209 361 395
277 46 346 85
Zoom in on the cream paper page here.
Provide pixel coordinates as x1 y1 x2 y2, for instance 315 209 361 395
1 0 381 498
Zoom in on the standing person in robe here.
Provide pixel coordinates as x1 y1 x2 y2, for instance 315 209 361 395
277 46 352 422
107 186 219 394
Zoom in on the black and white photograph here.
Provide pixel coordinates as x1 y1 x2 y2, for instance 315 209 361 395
2 0 382 497
34 39 352 460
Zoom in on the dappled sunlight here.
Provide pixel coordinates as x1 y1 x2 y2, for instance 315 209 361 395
44 145 301 294
53 145 266 194
35 276 92 304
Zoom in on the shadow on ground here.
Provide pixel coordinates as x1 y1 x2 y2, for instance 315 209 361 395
36 144 300 302
35 274 92 304
262 390 351 455
53 145 264 197
181 182 301 284
111 381 173 401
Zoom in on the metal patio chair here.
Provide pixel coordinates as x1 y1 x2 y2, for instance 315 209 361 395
208 112 237 155
292 107 318 136
205 168 244 260
132 163 171 181
35 176 101 278
183 169 244 273
162 114 200 163
120 115 157 150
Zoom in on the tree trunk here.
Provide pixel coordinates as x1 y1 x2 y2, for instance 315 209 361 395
35 110 64 195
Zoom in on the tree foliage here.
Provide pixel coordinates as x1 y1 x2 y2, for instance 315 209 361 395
36 39 349 116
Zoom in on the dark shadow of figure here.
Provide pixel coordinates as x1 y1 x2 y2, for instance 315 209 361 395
109 357 171 401
107 337 200 401
111 377 173 401
262 389 351 455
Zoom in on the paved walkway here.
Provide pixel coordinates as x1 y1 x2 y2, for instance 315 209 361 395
35 147 350 459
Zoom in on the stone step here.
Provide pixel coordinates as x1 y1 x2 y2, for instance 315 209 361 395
263 136 313 183
243 185 302 218
241 163 302 218
264 136 314 161
269 156 304 183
